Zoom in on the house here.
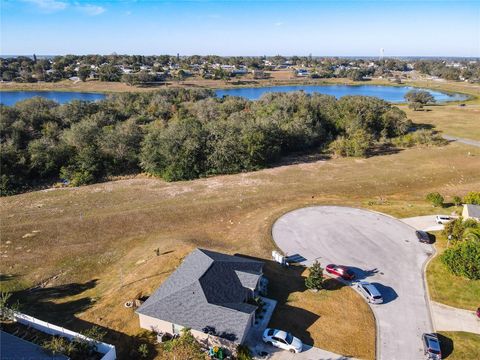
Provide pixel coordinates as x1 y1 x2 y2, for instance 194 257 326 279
462 204 480 221
136 248 265 345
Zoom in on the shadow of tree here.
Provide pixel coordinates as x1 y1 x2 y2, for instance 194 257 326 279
9 280 159 359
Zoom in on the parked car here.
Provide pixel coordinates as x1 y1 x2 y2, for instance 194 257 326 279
262 328 303 353
355 281 383 304
476 307 480 319
435 215 452 224
416 230 432 244
422 333 442 359
325 264 355 280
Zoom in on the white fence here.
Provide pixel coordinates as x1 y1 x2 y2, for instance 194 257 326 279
14 312 116 360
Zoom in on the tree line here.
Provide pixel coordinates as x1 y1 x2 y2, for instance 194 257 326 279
1 89 414 195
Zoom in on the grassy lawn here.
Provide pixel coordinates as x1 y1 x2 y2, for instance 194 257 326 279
403 105 480 141
1 138 479 357
426 233 480 310
438 332 480 359
266 263 375 359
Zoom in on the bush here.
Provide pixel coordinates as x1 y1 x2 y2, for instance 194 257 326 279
305 261 324 291
236 344 253 360
441 239 480 280
329 129 373 157
443 217 479 242
392 129 447 148
452 196 462 206
463 191 480 205
426 192 444 207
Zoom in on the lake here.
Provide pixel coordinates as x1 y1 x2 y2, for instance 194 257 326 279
0 91 106 106
0 85 468 106
215 85 468 103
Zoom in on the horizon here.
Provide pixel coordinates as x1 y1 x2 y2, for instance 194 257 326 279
1 0 479 57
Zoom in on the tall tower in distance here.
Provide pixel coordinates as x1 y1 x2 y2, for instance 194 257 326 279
379 48 385 61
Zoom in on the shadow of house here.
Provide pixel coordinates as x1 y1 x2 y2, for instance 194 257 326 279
235 254 320 346
9 279 159 359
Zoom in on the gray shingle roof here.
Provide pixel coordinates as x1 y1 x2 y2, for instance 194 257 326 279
136 248 263 342
465 204 480 218
0 330 69 360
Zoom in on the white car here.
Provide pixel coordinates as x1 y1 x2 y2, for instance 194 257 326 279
435 215 452 224
262 328 303 353
356 281 383 304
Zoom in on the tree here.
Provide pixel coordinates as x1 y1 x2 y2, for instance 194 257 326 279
426 192 444 207
305 261 324 291
404 90 436 111
441 239 480 280
77 66 91 82
463 191 480 205
452 196 462 207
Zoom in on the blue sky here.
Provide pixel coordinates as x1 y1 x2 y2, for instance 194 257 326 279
1 0 479 56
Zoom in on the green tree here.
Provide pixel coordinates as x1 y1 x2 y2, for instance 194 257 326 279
305 261 324 291
77 66 91 82
441 239 480 280
426 192 444 207
452 196 462 207
404 90 436 111
463 191 480 205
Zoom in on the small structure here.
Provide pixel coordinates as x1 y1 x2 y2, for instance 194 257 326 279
462 204 480 221
136 248 265 348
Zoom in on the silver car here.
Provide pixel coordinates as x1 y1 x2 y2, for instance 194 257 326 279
356 281 383 304
422 333 442 359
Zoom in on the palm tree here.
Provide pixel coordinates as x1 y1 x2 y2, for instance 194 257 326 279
463 227 480 242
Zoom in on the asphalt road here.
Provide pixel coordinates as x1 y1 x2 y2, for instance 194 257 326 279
272 206 434 360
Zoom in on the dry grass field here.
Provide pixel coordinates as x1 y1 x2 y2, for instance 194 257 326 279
1 97 480 358
1 138 479 358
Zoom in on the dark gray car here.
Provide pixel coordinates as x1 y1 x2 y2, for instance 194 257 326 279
422 333 442 359
416 230 432 244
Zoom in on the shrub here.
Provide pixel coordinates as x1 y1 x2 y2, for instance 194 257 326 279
441 239 480 280
463 191 480 205
392 129 447 148
137 343 149 358
452 196 462 206
305 260 324 291
329 129 373 157
426 192 444 207
236 344 253 360
443 217 479 242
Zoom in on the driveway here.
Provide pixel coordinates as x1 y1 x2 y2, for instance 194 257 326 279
431 301 480 334
401 215 444 232
443 134 480 148
272 206 434 360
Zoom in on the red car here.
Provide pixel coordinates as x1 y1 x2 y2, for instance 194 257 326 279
325 264 355 280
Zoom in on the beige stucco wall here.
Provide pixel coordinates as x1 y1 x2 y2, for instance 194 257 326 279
138 312 253 352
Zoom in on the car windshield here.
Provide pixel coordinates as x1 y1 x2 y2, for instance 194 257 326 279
285 333 294 344
429 348 440 354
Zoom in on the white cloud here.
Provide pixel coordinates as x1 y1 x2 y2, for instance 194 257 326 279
75 3 106 16
23 0 68 12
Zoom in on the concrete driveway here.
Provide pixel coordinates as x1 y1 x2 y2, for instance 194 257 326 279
272 206 434 360
431 302 480 334
401 215 445 232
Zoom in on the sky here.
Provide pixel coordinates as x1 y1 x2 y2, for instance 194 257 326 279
1 0 479 57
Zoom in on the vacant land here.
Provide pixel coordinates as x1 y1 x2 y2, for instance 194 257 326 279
1 140 479 357
426 233 480 310
1 102 480 358
402 105 480 141
438 332 480 360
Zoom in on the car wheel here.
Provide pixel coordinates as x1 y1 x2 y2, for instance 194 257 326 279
289 349 296 353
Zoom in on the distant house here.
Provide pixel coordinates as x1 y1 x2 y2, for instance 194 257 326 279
136 248 265 345
462 204 480 221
